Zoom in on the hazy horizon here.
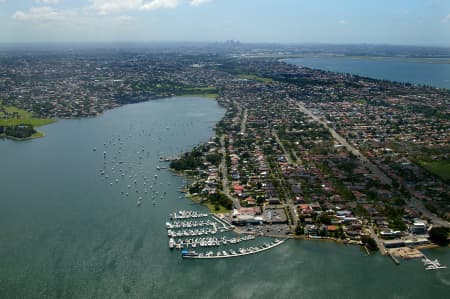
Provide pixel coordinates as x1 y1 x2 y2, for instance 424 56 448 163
1 0 449 46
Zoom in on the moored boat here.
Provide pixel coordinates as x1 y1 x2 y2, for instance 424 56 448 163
181 250 199 258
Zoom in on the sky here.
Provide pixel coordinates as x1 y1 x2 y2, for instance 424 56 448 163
0 0 450 45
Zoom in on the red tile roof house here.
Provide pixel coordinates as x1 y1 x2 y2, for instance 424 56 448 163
245 196 256 206
232 184 245 195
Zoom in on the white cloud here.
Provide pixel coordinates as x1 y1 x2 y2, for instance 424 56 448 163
141 0 179 10
36 0 60 4
441 14 450 23
11 0 213 23
338 20 348 25
89 0 180 15
189 0 210 6
88 0 211 15
12 6 75 22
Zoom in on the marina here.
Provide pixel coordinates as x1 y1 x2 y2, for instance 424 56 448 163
166 210 287 258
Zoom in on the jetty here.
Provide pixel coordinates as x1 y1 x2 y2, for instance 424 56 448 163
422 254 447 270
167 227 218 237
170 210 209 220
181 239 287 259
211 214 233 230
388 251 400 265
170 235 256 249
166 219 216 229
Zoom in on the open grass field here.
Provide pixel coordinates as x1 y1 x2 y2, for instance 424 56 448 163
188 194 231 214
0 102 55 127
183 93 218 99
238 74 273 83
419 160 450 181
203 201 231 214
0 117 55 127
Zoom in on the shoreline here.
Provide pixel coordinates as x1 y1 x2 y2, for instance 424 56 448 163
0 118 56 141
3 94 216 141
0 129 47 141
282 56 450 90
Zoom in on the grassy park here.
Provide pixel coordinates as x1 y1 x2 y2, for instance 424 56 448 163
0 101 55 139
419 160 450 181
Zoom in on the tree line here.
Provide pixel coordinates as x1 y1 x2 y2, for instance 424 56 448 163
0 124 36 139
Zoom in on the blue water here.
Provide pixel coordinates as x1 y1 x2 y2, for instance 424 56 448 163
285 57 450 89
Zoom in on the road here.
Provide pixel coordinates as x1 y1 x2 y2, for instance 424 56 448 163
272 129 296 166
219 134 241 209
271 129 299 227
240 108 248 135
268 155 298 228
409 198 449 227
291 100 392 186
369 226 387 255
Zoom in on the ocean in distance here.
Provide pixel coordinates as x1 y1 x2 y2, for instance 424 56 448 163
284 57 450 89
0 96 449 298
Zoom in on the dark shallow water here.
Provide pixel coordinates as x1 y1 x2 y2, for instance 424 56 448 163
285 57 450 89
0 96 449 298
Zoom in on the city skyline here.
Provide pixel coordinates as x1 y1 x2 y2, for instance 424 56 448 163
1 0 450 45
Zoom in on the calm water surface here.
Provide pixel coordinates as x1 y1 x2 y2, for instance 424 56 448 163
285 57 450 89
0 96 449 298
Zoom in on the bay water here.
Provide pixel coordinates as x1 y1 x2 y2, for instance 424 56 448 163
284 57 450 89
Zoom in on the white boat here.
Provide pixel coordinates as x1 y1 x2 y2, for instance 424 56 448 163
169 238 175 249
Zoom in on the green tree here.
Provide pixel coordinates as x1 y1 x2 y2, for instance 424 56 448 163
318 213 331 225
206 153 221 165
361 235 378 251
429 227 450 246
295 224 304 235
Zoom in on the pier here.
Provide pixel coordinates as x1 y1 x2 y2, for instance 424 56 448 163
170 235 256 249
166 219 216 229
388 252 400 265
182 239 287 259
167 227 218 238
170 210 209 220
211 214 233 230
421 254 447 270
